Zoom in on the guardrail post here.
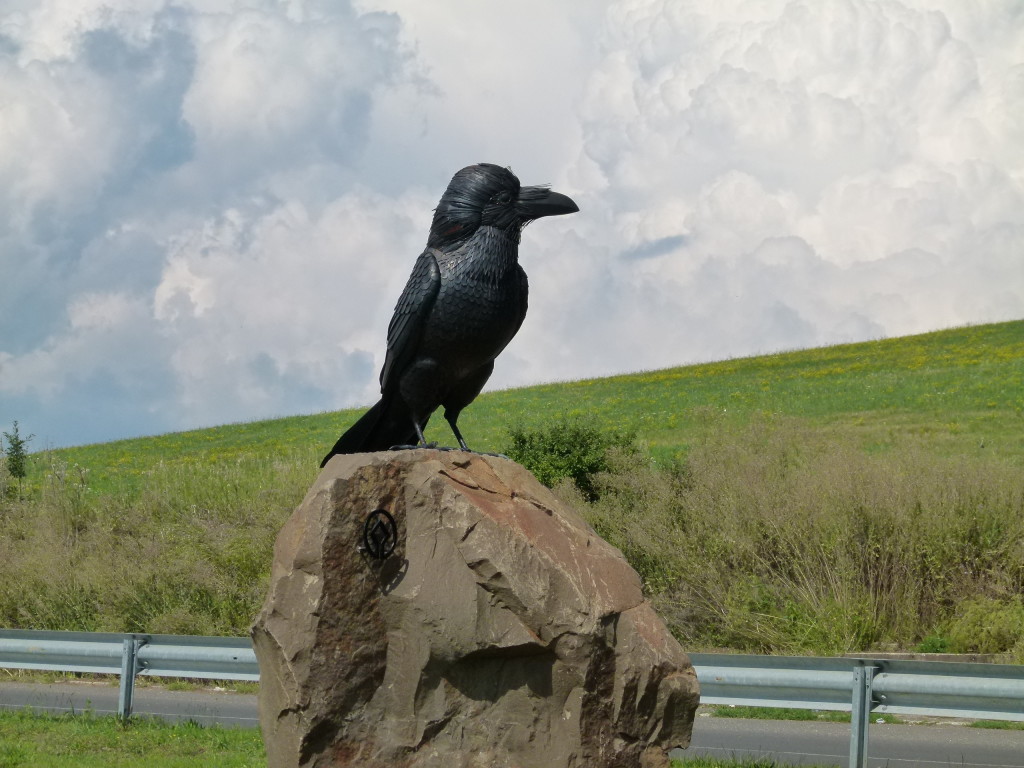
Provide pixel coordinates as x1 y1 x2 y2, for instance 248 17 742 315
117 635 144 720
849 662 877 768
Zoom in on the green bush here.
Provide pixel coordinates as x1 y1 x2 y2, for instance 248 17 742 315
917 634 950 653
504 415 638 501
947 597 1024 655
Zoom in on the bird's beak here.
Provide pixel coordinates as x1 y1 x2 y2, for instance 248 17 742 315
517 187 580 220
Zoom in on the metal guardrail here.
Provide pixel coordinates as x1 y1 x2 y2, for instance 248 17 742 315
2 631 1023 768
689 653 1024 768
0 629 257 718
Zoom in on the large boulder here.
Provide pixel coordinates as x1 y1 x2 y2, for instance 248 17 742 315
252 449 699 768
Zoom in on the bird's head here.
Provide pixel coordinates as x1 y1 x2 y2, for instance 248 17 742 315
428 163 578 249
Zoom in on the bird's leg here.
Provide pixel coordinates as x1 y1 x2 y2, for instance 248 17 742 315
401 415 437 449
387 415 436 451
445 414 470 452
440 365 491 452
413 418 434 448
446 414 506 457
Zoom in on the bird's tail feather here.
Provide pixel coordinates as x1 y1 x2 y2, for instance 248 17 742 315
320 395 421 467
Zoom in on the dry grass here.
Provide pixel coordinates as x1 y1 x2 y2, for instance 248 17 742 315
0 452 312 635
577 411 1024 655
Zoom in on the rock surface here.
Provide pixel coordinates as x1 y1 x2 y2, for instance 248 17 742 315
252 449 699 768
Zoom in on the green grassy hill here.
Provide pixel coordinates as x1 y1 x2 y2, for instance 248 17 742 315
2 319 1022 655
49 319 1024 489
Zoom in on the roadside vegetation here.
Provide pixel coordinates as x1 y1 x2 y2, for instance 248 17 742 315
0 710 841 768
703 706 902 724
0 320 1021 657
969 719 1024 730
0 709 263 768
565 412 1024 657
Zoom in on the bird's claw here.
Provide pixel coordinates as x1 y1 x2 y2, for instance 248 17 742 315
386 443 507 459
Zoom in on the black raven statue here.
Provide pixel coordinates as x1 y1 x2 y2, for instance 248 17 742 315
321 163 579 467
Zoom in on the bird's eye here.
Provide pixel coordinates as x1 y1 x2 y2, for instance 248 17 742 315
495 190 513 204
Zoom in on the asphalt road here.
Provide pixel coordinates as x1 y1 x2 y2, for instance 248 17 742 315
2 682 1023 767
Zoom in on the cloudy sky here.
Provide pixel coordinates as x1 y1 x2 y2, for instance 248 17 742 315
1 0 1022 449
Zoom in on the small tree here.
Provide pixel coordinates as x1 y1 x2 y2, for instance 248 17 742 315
2 421 33 496
504 416 638 502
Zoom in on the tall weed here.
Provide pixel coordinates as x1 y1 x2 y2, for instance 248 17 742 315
0 450 316 635
578 410 1024 655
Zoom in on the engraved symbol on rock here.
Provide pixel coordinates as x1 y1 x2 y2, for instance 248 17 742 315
362 509 398 560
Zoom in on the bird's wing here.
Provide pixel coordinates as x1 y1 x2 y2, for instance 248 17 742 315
379 248 442 393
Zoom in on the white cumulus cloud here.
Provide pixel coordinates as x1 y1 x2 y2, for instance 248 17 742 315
0 0 1021 448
